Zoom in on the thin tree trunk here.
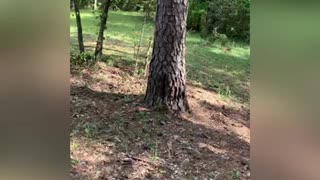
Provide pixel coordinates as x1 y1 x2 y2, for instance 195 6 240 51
134 14 148 74
74 0 85 53
137 14 147 59
144 37 153 77
94 0 98 10
145 0 189 112
94 0 111 61
70 0 74 10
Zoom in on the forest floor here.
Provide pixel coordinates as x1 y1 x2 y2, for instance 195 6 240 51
70 10 250 179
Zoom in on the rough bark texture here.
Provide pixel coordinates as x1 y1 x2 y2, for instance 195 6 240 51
94 0 111 61
74 0 85 53
145 0 189 112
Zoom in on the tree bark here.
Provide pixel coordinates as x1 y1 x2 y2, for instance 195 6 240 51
145 0 189 112
74 0 85 53
94 0 98 10
94 0 111 61
70 0 74 10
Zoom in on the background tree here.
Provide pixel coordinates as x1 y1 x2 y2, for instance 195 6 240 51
94 0 98 10
145 0 189 112
187 0 250 42
109 0 249 42
142 0 157 18
70 0 74 9
94 0 112 61
74 0 85 53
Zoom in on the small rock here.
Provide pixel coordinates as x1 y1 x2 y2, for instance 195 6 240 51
173 135 180 140
135 107 149 112
242 171 250 178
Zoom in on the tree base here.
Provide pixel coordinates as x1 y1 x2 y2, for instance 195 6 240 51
144 95 189 113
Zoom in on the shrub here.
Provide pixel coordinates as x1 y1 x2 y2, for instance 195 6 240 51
207 28 228 46
205 0 250 42
112 0 156 12
188 0 250 42
187 0 208 32
70 51 95 66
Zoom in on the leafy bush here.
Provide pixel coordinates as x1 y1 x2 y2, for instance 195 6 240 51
207 28 228 46
112 0 156 12
70 51 95 66
206 0 250 41
76 0 249 42
187 0 208 32
75 0 94 9
188 0 250 42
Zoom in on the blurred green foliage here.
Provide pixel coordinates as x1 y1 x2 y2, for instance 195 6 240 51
188 0 250 42
76 0 250 42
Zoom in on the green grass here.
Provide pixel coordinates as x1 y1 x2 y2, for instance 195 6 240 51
70 10 250 105
186 33 250 104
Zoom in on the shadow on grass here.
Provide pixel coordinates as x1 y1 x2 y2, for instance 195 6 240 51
70 85 250 179
186 43 250 104
70 10 249 105
77 11 155 43
108 11 155 25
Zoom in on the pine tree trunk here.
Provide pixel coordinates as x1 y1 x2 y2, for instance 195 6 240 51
94 0 111 61
145 0 189 112
74 0 85 53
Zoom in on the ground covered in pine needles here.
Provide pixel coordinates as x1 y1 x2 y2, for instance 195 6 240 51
70 62 250 180
70 10 250 180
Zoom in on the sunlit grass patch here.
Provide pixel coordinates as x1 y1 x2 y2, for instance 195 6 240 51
70 10 250 105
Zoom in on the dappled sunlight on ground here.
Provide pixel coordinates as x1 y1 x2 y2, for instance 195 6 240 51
70 10 250 179
209 46 250 60
70 62 250 179
70 10 250 105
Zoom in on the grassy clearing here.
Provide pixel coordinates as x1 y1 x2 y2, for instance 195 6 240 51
70 10 250 105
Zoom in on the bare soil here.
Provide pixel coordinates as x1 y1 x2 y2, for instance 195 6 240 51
70 62 250 180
